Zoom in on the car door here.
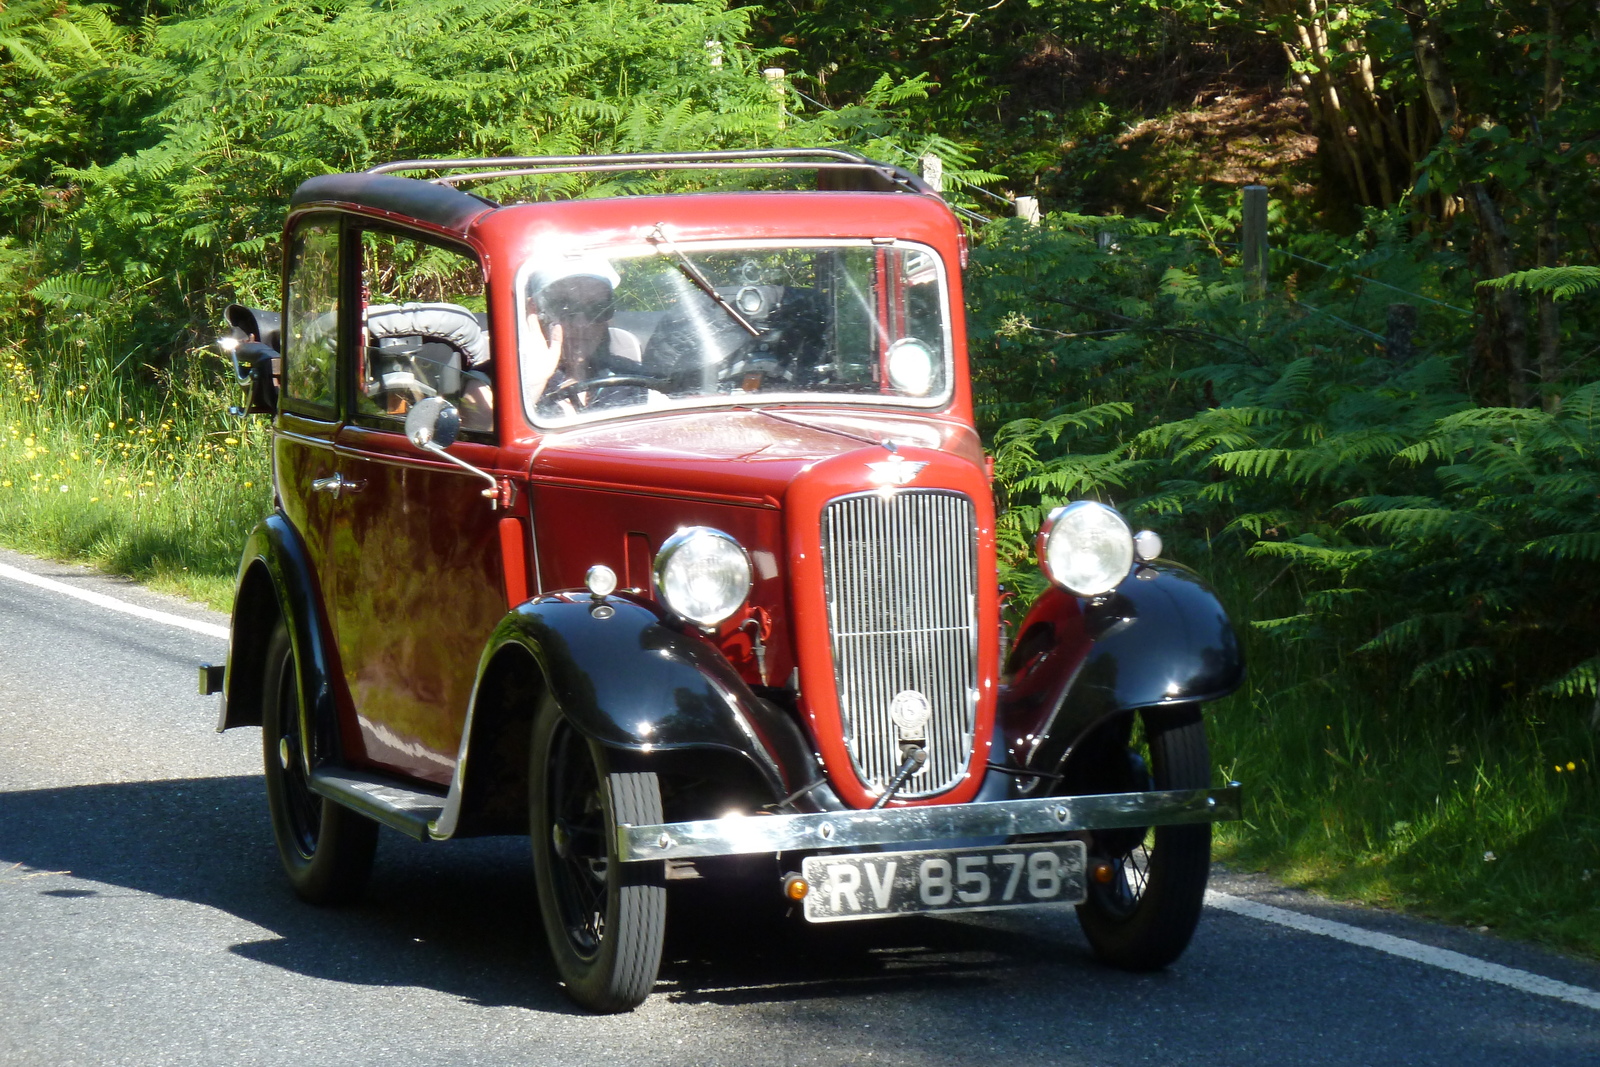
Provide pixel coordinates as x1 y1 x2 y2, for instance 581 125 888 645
274 213 345 692
325 225 508 787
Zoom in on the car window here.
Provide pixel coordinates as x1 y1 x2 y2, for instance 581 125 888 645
282 217 342 415
356 230 493 435
517 241 951 427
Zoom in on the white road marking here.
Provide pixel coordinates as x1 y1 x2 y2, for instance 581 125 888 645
1207 890 1600 1012
0 562 229 640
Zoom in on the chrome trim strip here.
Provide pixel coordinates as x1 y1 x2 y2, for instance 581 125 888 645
615 783 1242 862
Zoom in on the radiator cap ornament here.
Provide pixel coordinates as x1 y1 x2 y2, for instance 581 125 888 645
889 689 932 742
867 454 927 487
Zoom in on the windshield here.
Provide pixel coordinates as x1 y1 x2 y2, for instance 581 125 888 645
517 240 951 426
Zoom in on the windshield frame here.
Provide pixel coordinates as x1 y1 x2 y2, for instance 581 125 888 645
514 237 956 429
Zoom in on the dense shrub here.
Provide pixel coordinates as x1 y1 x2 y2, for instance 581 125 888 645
970 208 1600 717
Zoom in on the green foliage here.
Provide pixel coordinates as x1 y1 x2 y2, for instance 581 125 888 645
1481 267 1600 304
0 0 952 372
972 206 1600 712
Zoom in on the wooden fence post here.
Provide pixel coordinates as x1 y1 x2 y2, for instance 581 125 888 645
920 153 944 192
1242 184 1269 298
1015 196 1041 226
763 67 786 129
1385 303 1418 361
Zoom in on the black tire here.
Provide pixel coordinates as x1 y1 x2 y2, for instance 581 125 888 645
261 620 378 904
1076 709 1211 971
529 693 666 1013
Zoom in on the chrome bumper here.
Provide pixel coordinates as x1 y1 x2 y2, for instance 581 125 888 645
616 783 1241 862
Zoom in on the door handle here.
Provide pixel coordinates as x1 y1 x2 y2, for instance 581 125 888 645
311 473 364 499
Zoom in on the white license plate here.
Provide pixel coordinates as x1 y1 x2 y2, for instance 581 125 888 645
801 841 1087 923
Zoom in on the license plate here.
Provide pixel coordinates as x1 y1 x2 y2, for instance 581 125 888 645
800 841 1087 923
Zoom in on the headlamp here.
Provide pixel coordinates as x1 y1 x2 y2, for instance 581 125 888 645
654 527 752 628
1037 501 1135 597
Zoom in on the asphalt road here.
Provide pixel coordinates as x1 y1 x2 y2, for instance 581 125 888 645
1 547 1597 1066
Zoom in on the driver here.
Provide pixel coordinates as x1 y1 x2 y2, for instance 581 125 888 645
524 258 644 416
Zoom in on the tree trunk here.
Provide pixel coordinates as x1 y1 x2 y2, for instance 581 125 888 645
1534 0 1570 411
1406 2 1531 405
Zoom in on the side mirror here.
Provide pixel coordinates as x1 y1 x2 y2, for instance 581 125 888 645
218 335 280 415
405 396 461 450
403 397 499 506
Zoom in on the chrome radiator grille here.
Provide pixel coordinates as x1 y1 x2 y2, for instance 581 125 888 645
820 490 979 797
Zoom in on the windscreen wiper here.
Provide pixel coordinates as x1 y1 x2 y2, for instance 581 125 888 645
646 224 763 338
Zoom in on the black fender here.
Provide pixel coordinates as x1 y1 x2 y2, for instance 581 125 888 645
220 512 342 775
454 594 818 822
998 561 1244 779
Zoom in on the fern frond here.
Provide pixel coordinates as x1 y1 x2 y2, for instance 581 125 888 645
1479 266 1600 302
1541 656 1600 699
1406 647 1495 686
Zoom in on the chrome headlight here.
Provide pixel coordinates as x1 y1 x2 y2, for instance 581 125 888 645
1037 501 1135 597
654 527 752 628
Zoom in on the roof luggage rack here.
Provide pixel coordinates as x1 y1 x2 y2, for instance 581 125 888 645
365 149 937 197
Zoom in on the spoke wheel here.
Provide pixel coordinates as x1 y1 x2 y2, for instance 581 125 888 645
1076 707 1211 971
530 693 666 1013
261 620 377 904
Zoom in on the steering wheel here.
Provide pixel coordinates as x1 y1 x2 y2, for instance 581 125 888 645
543 374 670 403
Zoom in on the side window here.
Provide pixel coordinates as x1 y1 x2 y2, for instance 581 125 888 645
357 230 493 435
282 217 341 414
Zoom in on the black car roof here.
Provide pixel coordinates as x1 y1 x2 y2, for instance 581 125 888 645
289 173 492 233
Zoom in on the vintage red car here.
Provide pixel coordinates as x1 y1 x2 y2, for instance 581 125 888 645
202 149 1244 1012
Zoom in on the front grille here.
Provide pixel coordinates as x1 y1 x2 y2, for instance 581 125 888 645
821 490 979 797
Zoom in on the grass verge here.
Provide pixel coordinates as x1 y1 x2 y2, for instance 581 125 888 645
1206 560 1600 959
0 342 269 611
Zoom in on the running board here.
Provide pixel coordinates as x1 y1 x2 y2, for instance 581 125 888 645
308 767 446 841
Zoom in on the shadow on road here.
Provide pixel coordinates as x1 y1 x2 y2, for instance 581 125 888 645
2 776 1592 1066
0 776 1097 1013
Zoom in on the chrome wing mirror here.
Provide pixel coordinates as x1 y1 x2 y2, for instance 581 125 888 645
404 397 500 506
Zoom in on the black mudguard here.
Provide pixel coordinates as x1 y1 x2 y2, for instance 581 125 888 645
220 511 341 763
478 594 819 801
998 561 1244 778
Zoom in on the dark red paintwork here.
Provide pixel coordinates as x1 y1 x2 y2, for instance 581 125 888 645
282 188 991 807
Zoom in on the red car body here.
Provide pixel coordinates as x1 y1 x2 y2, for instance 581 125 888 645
207 151 1243 1013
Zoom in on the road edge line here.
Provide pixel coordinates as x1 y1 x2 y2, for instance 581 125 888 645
0 561 229 640
1207 889 1600 1012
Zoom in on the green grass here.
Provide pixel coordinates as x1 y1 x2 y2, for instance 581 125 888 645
0 342 270 611
3 342 1597 958
1204 559 1600 959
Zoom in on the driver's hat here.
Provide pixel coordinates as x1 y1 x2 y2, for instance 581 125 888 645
528 256 621 297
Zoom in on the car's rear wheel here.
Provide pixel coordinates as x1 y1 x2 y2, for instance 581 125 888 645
529 692 666 1013
261 619 378 904
1075 707 1211 971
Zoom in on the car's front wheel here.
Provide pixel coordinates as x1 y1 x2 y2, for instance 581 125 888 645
1075 706 1212 971
261 619 378 904
529 693 666 1013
